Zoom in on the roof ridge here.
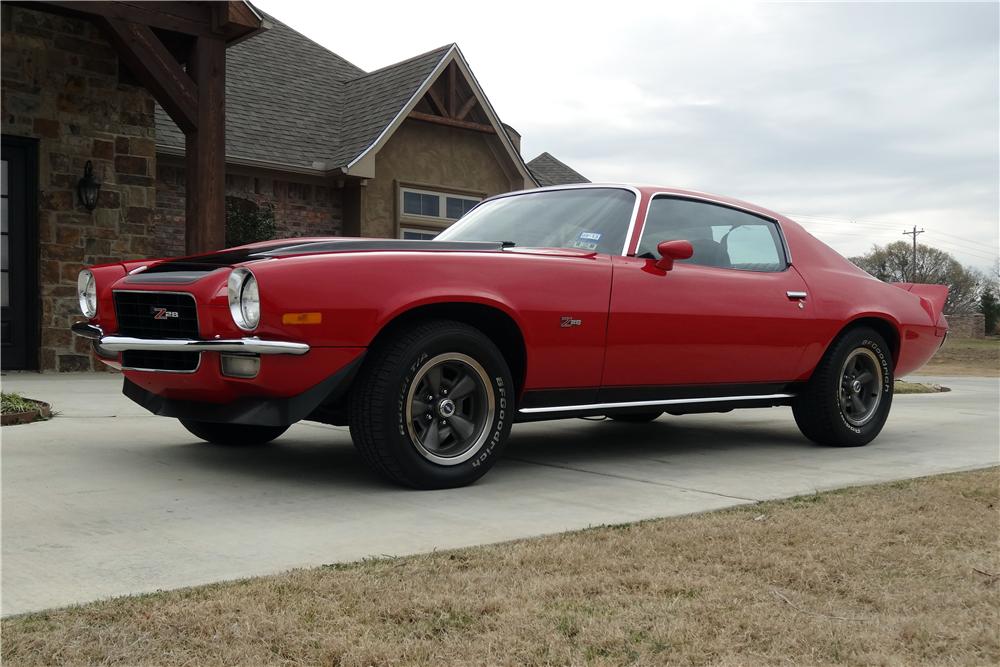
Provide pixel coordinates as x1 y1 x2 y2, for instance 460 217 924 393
346 44 454 83
261 14 366 79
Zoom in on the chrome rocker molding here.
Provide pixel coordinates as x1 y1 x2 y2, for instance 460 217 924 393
518 393 796 415
71 322 310 355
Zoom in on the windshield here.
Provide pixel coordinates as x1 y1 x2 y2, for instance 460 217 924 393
436 188 636 255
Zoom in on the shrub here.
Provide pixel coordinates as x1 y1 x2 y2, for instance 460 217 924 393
225 197 276 248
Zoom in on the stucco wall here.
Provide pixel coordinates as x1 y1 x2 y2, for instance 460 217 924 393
1 5 157 371
363 119 519 238
153 159 343 257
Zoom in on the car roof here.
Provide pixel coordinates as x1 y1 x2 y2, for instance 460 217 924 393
491 182 788 224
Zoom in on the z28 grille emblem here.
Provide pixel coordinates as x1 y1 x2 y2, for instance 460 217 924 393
560 316 582 328
151 307 180 320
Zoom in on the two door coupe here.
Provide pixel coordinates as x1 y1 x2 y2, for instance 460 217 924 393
72 184 948 488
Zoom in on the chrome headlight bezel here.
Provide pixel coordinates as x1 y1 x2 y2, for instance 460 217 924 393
78 269 97 318
227 267 260 331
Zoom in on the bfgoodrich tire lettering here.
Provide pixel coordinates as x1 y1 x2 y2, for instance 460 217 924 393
793 326 894 447
349 319 514 489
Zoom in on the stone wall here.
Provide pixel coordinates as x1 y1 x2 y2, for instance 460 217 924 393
944 313 986 339
153 158 342 257
1 5 156 371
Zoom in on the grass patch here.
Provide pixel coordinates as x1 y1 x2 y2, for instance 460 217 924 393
915 336 1000 377
2 469 997 666
894 380 948 394
1 392 37 414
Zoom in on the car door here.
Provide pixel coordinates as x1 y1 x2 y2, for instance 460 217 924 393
602 195 812 393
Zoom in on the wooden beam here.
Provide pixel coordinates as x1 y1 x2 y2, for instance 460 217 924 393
214 1 261 33
447 62 457 117
425 87 448 118
409 111 496 134
185 35 227 253
455 94 478 121
45 1 261 40
47 1 214 37
102 17 198 133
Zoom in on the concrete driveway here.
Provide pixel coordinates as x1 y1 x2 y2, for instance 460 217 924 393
2 372 997 616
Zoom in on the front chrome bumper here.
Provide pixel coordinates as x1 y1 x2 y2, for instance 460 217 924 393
71 323 310 356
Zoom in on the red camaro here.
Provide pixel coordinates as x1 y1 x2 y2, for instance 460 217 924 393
72 184 949 488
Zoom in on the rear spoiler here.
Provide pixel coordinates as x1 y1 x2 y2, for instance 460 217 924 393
892 282 949 325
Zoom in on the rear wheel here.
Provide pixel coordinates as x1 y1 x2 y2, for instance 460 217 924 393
793 326 893 447
349 320 513 489
179 419 288 446
609 411 663 423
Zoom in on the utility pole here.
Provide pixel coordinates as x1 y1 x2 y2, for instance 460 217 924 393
903 226 925 282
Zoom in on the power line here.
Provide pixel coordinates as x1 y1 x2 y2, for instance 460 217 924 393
793 219 999 260
789 213 993 248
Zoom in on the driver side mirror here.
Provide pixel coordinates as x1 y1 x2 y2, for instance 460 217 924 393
654 240 694 272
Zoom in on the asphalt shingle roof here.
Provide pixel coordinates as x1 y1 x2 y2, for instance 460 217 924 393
155 19 452 171
526 152 590 187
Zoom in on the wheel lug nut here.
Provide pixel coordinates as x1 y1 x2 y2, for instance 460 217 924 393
425 414 433 421
441 389 448 396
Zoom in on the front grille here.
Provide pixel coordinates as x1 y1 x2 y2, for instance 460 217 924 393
121 350 200 372
114 291 201 372
114 291 199 339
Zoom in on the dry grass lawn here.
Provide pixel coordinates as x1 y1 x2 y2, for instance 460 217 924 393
914 336 1000 377
3 469 998 667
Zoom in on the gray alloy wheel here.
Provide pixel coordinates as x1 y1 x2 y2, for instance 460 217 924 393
838 347 884 427
405 353 495 465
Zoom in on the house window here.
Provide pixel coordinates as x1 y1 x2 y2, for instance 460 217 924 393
400 187 480 222
401 227 440 240
398 186 483 240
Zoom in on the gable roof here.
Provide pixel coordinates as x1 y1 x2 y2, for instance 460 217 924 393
156 19 534 184
526 153 590 187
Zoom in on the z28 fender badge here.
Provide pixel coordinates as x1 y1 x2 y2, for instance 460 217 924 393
560 316 582 328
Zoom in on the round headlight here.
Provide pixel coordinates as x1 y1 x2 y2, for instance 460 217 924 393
78 269 97 318
227 268 260 331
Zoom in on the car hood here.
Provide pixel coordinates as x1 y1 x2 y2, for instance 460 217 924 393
140 238 508 273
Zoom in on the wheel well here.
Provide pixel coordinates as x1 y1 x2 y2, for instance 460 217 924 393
369 302 528 395
838 317 900 366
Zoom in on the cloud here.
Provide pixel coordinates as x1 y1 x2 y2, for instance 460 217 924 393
254 0 998 270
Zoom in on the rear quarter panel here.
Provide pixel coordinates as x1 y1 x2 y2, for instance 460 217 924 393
783 220 941 378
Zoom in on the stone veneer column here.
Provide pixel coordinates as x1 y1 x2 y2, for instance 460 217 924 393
1 5 157 370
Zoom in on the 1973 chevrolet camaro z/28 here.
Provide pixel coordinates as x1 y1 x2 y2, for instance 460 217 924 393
72 184 949 488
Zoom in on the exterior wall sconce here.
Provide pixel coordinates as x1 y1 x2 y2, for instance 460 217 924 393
77 160 101 211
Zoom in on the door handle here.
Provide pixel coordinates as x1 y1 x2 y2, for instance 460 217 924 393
786 291 808 300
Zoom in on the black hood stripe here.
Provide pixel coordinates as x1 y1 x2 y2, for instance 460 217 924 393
144 239 504 273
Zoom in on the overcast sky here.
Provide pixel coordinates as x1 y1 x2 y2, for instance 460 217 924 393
255 0 999 272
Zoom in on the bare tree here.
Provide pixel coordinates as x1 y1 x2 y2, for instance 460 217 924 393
849 241 984 314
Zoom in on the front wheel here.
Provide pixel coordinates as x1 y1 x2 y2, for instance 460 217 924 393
793 326 894 447
179 419 288 446
349 320 514 489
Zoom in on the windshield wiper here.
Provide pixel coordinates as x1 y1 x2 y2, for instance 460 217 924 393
500 241 517 248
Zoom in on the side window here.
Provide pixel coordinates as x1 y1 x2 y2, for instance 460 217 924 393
638 197 786 272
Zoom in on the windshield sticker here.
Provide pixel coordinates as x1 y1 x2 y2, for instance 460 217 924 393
572 231 602 250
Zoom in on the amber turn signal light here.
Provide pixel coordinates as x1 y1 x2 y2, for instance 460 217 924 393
282 312 322 325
